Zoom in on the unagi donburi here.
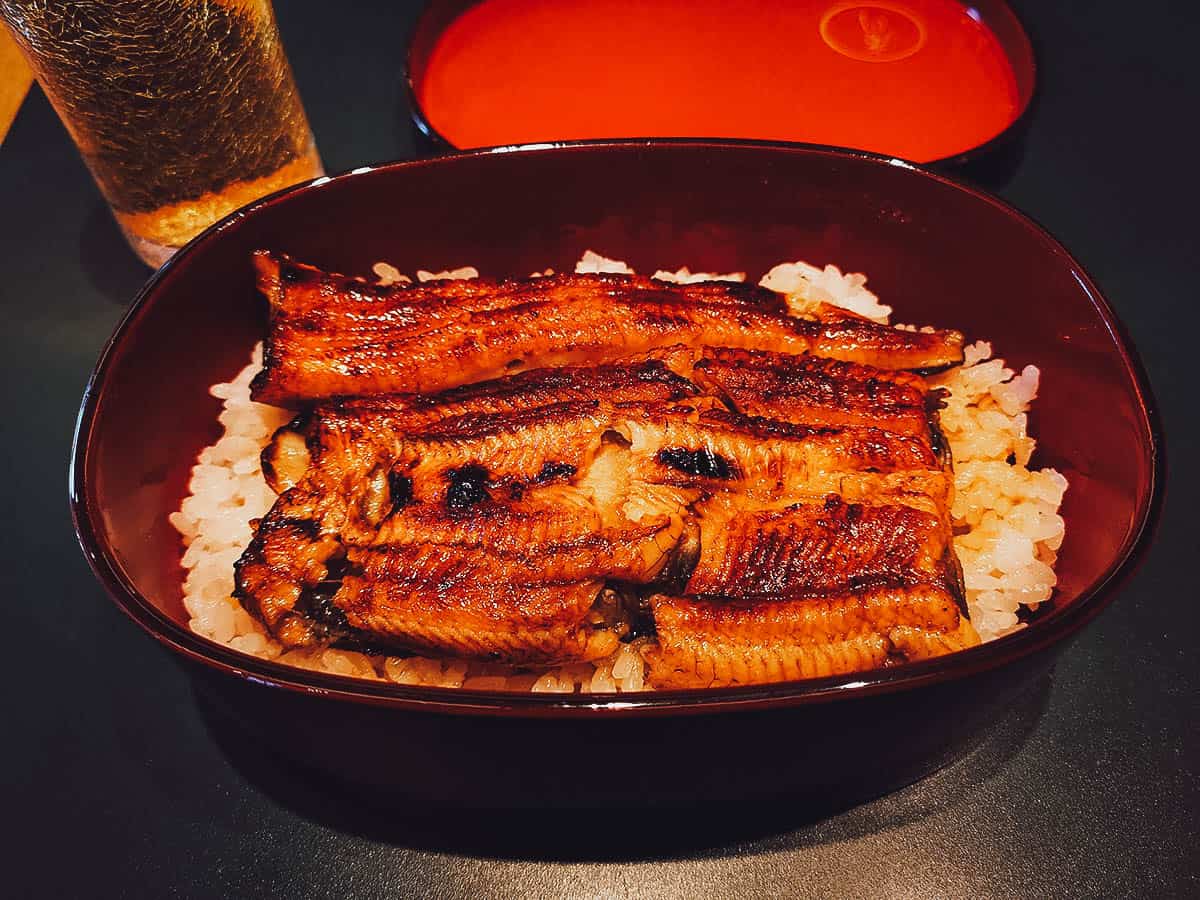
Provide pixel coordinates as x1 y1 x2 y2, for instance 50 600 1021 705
170 251 1067 692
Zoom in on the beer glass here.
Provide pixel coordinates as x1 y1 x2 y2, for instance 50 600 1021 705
0 0 323 266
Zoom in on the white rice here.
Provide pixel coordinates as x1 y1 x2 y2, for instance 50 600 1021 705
575 249 635 275
931 343 1067 639
760 260 893 323
170 251 1066 690
416 265 479 283
652 266 746 284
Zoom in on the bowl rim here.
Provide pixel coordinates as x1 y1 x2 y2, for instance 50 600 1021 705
401 0 1039 168
69 139 1164 719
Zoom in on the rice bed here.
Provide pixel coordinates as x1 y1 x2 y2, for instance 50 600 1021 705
169 253 1066 692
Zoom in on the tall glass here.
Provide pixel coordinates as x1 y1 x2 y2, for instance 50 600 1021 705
0 0 323 266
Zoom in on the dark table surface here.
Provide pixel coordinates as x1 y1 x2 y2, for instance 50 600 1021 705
3 1 1196 896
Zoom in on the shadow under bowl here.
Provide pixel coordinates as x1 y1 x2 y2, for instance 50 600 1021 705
71 141 1160 807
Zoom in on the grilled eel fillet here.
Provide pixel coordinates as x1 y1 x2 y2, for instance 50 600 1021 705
237 349 979 685
249 252 965 404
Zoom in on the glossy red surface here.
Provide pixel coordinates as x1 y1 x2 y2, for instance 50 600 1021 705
72 142 1160 722
417 0 1019 162
406 0 1037 170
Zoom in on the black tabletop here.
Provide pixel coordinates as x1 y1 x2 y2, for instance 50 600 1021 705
3 1 1196 896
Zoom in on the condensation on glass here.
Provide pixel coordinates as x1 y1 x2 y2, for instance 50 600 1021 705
0 0 323 266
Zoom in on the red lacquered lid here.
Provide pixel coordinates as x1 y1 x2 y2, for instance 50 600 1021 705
407 0 1035 165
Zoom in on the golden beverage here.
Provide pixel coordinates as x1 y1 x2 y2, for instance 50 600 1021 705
0 0 322 265
0 26 32 143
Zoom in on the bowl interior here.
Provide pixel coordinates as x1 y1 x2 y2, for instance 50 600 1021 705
405 0 1036 165
75 142 1157 708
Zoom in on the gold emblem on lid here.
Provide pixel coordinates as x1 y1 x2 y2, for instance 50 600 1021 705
820 3 927 63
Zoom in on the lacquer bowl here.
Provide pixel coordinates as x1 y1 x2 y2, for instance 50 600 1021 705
71 141 1160 807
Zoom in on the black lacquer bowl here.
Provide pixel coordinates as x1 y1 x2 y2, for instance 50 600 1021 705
72 142 1160 807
